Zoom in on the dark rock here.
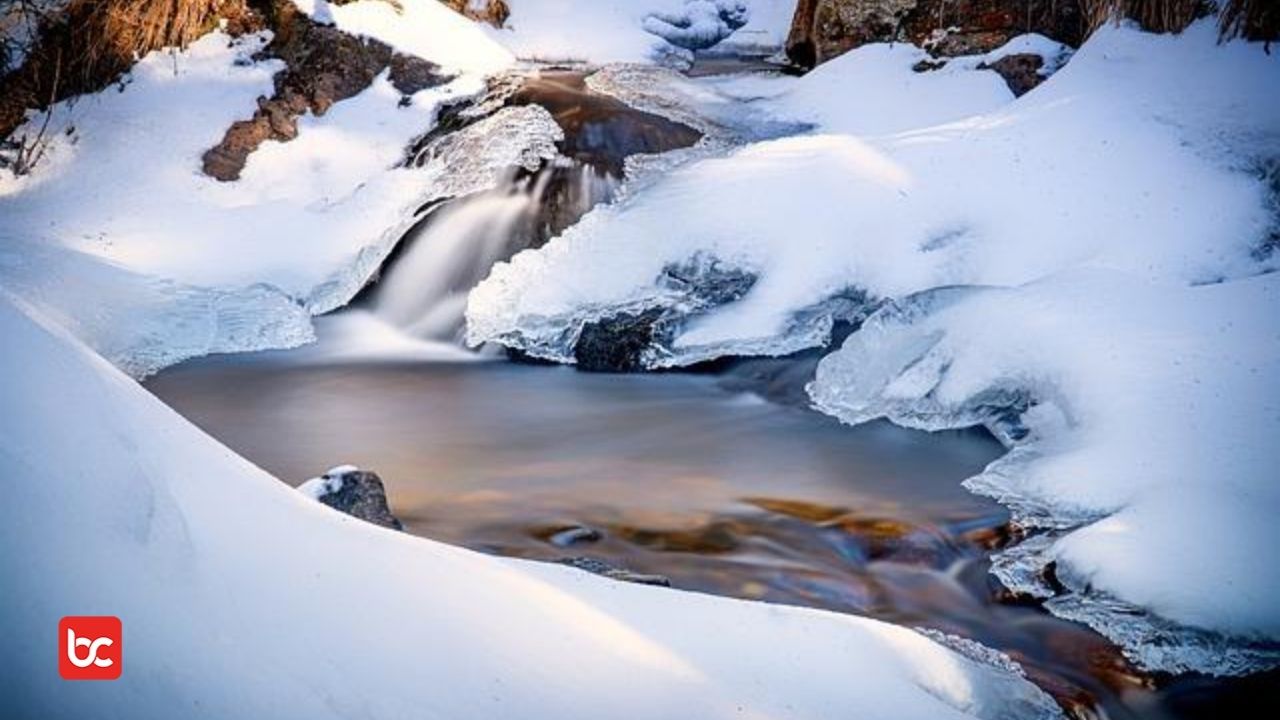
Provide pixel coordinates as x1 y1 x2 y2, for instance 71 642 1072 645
912 58 948 73
571 254 759 373
573 307 666 373
388 53 452 97
302 466 404 531
979 53 1046 96
557 557 672 587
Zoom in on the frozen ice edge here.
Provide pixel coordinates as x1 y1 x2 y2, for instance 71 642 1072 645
973 471 1280 677
808 291 1280 678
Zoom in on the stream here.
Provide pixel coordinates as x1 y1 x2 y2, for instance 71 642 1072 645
146 62 1275 720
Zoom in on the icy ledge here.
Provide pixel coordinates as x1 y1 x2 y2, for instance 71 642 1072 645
808 273 1280 676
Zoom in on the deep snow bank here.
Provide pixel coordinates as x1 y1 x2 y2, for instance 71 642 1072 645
0 291 1061 719
465 21 1280 672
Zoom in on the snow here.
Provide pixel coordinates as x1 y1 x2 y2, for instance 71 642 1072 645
0 290 1062 719
0 30 558 377
978 34 1074 74
297 464 362 499
485 0 796 64
290 0 514 74
769 42 1015 135
465 20 1280 673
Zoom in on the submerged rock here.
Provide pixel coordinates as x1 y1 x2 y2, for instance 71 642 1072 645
298 465 404 531
557 557 672 587
544 525 605 547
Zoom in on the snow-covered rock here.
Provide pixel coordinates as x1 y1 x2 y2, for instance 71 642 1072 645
0 290 1063 719
298 465 405 530
483 0 796 64
465 20 1280 672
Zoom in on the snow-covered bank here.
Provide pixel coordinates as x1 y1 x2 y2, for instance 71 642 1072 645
810 270 1280 674
466 21 1280 673
0 291 1061 719
0 21 550 376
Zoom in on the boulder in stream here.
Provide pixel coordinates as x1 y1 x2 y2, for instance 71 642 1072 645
299 465 404 531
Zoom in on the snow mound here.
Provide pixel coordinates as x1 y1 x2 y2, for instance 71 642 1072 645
642 1 750 52
771 42 1014 135
0 290 1063 719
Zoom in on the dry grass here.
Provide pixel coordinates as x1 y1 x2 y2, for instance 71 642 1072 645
1 0 264 140
57 0 235 89
1219 0 1280 42
1082 0 1206 35
1083 0 1277 42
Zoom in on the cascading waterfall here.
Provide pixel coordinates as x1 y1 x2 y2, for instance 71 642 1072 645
372 165 617 343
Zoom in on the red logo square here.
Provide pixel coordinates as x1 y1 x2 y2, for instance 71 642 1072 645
58 616 122 680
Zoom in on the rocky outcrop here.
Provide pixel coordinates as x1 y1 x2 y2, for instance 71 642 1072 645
202 4 449 181
440 0 510 27
978 53 1046 96
786 0 1088 68
299 465 405 531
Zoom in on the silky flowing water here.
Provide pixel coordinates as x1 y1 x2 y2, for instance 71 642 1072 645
147 64 1275 720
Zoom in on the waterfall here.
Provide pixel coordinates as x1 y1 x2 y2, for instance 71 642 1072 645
371 165 617 344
